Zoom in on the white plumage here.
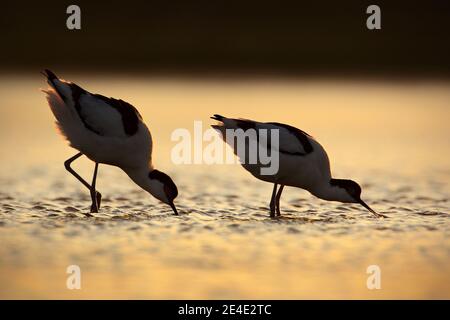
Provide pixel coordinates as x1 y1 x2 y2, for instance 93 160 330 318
211 114 385 218
42 70 179 215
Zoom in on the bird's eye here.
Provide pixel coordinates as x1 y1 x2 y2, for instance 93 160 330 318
164 184 178 201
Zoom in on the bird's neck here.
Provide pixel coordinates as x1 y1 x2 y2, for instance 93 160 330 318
123 165 168 203
311 180 353 203
122 163 154 191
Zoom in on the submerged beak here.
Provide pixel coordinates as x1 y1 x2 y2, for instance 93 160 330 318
169 202 179 215
359 199 387 218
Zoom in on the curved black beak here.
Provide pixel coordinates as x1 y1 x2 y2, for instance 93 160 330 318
169 202 179 215
359 199 387 218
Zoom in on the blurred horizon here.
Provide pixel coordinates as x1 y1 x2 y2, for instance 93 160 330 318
2 0 450 78
0 75 449 299
0 1 449 300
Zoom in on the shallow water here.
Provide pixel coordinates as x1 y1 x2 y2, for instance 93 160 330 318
0 75 449 298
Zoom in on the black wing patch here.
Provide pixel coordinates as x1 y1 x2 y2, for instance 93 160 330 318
68 83 104 135
67 83 142 136
267 122 313 155
93 94 143 136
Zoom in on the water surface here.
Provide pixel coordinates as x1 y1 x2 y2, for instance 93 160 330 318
0 75 449 298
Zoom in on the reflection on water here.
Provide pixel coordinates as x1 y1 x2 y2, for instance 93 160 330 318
0 75 449 298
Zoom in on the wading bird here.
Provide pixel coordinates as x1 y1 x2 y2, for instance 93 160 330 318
211 114 386 218
41 70 178 215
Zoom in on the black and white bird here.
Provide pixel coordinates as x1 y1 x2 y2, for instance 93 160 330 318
41 70 179 215
211 114 386 218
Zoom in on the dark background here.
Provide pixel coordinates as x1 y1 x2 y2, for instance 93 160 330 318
1 0 449 77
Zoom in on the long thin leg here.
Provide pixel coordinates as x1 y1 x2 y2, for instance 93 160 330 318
90 163 100 213
64 153 102 213
275 185 284 216
269 183 278 218
64 153 90 189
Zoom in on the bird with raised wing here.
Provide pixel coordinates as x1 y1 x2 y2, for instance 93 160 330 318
211 114 386 218
41 70 178 215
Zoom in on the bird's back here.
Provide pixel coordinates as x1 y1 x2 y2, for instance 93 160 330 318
42 70 152 167
211 114 332 188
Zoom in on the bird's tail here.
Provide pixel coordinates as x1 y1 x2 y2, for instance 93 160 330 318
210 114 225 122
41 69 75 103
41 69 58 82
210 114 226 136
211 114 226 128
41 69 78 145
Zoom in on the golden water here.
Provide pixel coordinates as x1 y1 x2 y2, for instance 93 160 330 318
0 74 449 298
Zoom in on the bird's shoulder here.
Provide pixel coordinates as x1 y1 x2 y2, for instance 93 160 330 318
260 121 314 155
217 117 314 156
69 83 143 137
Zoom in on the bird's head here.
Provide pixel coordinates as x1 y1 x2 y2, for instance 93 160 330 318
147 169 179 215
330 179 385 218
